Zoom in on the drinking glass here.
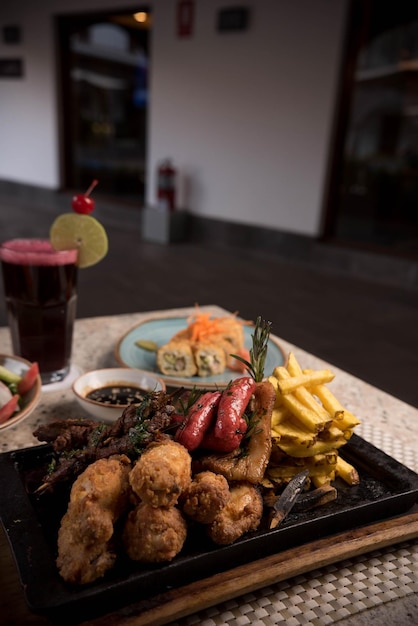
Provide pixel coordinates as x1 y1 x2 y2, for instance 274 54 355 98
0 239 78 384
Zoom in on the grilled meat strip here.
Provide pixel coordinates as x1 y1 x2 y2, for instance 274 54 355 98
34 391 181 494
33 419 98 453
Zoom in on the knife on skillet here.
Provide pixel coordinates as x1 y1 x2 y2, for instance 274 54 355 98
269 469 310 529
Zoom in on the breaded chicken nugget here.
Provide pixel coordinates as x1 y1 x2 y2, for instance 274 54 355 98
129 439 192 507
207 481 263 545
180 471 230 524
56 455 131 584
122 502 187 562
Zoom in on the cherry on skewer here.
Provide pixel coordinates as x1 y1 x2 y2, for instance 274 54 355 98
72 180 98 214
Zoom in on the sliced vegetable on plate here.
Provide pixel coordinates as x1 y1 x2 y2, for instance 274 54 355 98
0 357 41 428
0 383 20 424
17 362 40 395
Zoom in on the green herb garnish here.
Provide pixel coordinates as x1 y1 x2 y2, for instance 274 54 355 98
231 315 272 382
176 387 205 416
129 419 153 454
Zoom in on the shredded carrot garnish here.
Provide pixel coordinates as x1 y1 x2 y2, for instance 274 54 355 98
173 310 251 343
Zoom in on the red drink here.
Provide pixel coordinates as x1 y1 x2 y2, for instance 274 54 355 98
0 239 78 384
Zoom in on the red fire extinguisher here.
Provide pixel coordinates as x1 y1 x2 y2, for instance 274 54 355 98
156 159 177 211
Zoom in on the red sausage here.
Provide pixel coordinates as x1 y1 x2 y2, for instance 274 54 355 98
170 413 186 427
213 377 256 443
175 391 221 451
201 419 247 452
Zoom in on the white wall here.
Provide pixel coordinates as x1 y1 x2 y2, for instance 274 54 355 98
0 0 347 237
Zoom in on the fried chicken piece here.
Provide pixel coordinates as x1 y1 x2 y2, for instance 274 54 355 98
56 455 131 584
129 439 192 507
180 471 230 524
195 381 275 484
207 481 263 545
122 502 187 563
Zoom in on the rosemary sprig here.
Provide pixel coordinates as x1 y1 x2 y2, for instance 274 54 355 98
231 316 272 382
176 387 205 416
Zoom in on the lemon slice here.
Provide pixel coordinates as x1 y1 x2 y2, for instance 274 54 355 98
50 213 108 268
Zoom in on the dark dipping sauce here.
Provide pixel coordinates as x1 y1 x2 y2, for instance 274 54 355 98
86 385 146 406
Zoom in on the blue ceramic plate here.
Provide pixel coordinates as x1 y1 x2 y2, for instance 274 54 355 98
115 316 286 389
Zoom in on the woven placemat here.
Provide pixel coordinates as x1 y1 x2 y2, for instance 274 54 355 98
171 424 418 626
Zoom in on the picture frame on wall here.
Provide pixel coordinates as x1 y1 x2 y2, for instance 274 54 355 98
2 25 22 45
0 58 24 78
217 7 250 32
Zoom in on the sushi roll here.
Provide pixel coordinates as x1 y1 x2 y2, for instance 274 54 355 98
157 340 197 377
218 324 245 354
193 341 226 377
215 325 245 368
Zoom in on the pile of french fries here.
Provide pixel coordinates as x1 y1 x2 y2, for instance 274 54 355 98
266 352 361 490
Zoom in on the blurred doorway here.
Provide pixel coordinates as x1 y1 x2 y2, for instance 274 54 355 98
324 1 418 258
57 8 151 204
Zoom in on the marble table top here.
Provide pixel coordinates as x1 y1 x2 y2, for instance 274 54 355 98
1 305 417 458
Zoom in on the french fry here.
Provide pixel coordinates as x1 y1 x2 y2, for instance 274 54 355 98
332 410 345 422
267 351 361 492
275 418 317 448
309 451 339 466
312 473 335 488
334 411 360 431
336 456 360 485
307 382 360 430
281 392 328 433
275 367 332 424
268 451 337 481
271 405 291 428
317 424 345 441
286 351 303 376
267 375 283 408
270 445 336 466
277 438 346 458
296 389 332 422
275 367 335 394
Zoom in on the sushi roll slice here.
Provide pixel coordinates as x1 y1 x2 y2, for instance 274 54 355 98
193 341 226 377
157 340 197 377
218 324 245 354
